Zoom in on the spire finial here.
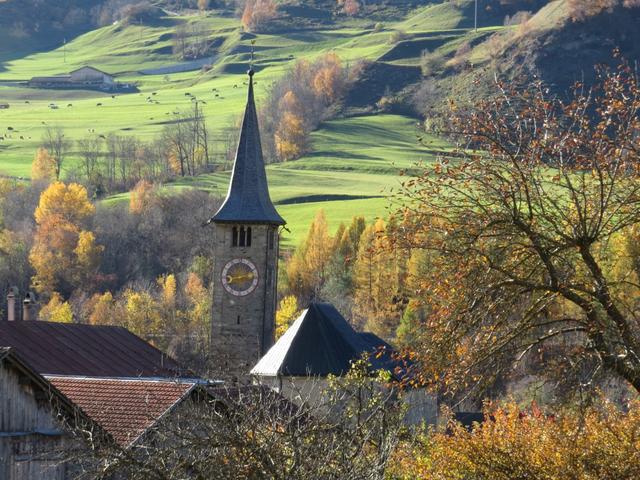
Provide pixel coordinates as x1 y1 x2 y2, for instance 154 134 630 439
248 40 256 77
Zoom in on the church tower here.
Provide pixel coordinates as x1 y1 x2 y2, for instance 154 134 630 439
209 69 285 378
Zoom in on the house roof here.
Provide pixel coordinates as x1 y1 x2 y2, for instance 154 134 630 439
0 321 188 378
251 303 403 378
69 66 113 77
49 377 196 446
210 70 285 226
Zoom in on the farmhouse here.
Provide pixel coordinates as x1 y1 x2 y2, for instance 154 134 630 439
29 66 117 91
0 307 205 478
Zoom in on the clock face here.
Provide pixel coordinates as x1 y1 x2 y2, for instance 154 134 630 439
221 258 259 297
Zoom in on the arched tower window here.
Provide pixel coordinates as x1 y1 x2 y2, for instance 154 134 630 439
246 227 252 247
232 226 238 247
239 227 246 247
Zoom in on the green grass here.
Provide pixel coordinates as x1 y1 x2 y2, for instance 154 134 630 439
0 4 491 244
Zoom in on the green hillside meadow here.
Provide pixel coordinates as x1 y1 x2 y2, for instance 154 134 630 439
0 1 494 245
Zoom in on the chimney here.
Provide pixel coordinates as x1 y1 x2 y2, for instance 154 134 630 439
23 292 36 321
7 287 18 321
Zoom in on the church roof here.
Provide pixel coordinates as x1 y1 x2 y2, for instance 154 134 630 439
210 70 285 225
250 303 403 378
0 321 189 378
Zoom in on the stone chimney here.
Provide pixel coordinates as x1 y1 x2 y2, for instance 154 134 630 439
7 287 18 321
22 292 36 321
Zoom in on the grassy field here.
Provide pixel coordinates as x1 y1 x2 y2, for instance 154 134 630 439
0 1 492 244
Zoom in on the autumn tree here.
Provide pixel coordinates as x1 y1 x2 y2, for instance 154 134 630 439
241 0 277 32
129 180 158 214
274 92 307 160
275 295 301 338
198 0 210 13
29 182 102 298
41 126 70 180
396 57 640 395
411 400 640 479
262 53 349 162
337 0 360 16
286 209 333 302
320 216 366 316
31 147 56 181
39 292 74 323
352 218 406 338
312 53 347 104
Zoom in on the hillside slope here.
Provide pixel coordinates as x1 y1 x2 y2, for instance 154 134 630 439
415 0 640 115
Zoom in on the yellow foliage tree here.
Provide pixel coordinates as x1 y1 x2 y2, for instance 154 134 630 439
352 218 405 337
34 182 95 225
399 400 640 479
275 92 307 161
313 53 343 102
30 182 101 297
31 147 56 181
184 271 211 347
129 180 157 214
158 273 177 309
123 289 163 339
275 295 301 339
88 292 118 326
39 292 73 323
286 209 333 301
241 0 277 32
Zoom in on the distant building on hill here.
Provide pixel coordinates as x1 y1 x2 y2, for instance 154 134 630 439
29 66 122 91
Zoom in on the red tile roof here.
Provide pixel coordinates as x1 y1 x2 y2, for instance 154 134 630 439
49 377 196 446
0 321 188 378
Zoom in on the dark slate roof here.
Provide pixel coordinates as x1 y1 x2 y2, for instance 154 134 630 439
210 71 285 225
0 321 189 378
251 303 402 377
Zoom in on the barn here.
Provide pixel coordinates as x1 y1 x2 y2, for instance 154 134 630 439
68 66 115 87
0 319 205 479
29 66 117 91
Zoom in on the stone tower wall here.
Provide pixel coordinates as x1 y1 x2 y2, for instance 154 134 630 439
211 223 279 379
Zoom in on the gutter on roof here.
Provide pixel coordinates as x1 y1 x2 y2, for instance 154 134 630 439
43 374 207 384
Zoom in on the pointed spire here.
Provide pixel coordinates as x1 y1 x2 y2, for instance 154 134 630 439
211 70 285 225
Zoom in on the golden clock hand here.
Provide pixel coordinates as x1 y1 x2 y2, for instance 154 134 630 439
226 272 255 284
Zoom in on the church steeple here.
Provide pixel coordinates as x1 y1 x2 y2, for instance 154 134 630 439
211 70 285 225
209 69 284 379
